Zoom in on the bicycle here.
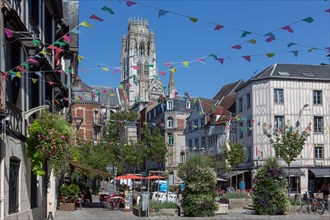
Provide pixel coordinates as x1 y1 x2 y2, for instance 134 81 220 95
301 197 326 215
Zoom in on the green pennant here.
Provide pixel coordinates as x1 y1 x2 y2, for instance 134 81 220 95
22 62 29 69
101 6 114 15
241 31 251 38
33 39 40 46
54 41 66 46
302 17 313 23
146 64 154 67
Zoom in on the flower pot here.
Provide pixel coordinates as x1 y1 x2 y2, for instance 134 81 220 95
59 202 76 211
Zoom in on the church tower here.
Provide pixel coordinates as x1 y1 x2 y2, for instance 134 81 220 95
120 18 164 108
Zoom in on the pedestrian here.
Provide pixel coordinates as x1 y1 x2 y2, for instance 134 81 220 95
321 181 329 199
85 186 92 203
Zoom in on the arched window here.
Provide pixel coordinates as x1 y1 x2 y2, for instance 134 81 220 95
139 42 145 56
144 63 149 78
167 117 174 128
9 157 20 214
168 133 174 145
137 62 142 78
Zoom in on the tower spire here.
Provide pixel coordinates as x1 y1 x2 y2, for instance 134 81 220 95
168 70 176 98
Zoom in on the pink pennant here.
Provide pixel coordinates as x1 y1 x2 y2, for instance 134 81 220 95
113 69 120 74
214 24 224 30
126 82 132 87
265 37 274 42
89 14 104 22
48 81 55 85
57 69 65 74
281 25 293 33
47 45 57 50
325 8 330 13
159 71 166 76
4 28 13 38
126 0 136 7
243 56 251 62
16 65 26 73
103 89 107 94
325 47 330 52
217 58 224 64
63 35 72 43
197 58 206 64
232 45 242 49
164 62 172 66
131 65 138 70
27 58 39 65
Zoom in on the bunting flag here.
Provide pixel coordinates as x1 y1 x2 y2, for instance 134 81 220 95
48 82 55 85
35 71 43 77
164 62 172 66
197 58 206 64
159 71 166 76
113 69 120 74
131 65 138 70
4 28 13 38
182 62 189 67
265 32 275 42
78 55 84 62
281 25 293 33
33 39 41 46
15 72 22 78
54 41 66 46
290 51 299 57
189 17 199 23
209 54 218 60
302 17 313 23
308 47 318 52
80 21 93 28
247 39 256 44
71 28 82 34
232 45 242 49
31 78 38 84
326 8 330 13
241 31 251 38
101 6 114 15
63 35 72 43
102 67 109 71
16 65 26 73
214 24 224 30
126 0 136 7
217 58 224 64
170 67 176 73
90 14 104 22
158 9 169 18
266 53 275 58
146 64 154 67
22 62 29 70
47 45 57 50
243 56 251 62
287 42 297 47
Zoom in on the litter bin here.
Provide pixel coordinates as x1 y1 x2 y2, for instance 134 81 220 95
141 192 149 212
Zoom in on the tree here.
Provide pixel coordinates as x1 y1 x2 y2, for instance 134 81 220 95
225 142 246 189
178 154 217 217
263 122 311 194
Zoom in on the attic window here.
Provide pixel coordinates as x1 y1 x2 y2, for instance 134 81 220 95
277 71 290 76
301 72 315 77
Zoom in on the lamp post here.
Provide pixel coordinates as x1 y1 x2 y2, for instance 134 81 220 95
296 104 309 128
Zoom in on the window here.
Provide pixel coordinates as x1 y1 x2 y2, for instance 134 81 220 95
195 138 199 149
247 120 252 136
314 145 324 159
194 120 198 130
9 157 20 214
29 0 40 26
188 122 192 132
239 98 243 112
188 139 193 148
144 63 149 78
186 101 191 109
167 100 173 110
208 135 217 146
93 110 98 124
274 116 284 130
200 117 205 127
168 133 174 145
201 137 206 148
247 93 251 109
314 116 324 133
167 117 174 128
274 89 284 103
313 90 322 105
239 122 243 138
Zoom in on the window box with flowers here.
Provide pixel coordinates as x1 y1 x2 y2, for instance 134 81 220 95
26 111 75 177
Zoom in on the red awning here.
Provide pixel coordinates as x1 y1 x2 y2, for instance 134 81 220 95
114 174 142 180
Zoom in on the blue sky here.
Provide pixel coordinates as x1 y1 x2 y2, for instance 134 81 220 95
78 0 330 99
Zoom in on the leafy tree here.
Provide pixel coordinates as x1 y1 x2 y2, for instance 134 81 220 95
253 158 290 215
263 122 311 193
178 154 217 217
121 140 146 173
225 142 246 189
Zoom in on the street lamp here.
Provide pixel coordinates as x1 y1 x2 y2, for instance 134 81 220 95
74 116 83 129
295 104 309 127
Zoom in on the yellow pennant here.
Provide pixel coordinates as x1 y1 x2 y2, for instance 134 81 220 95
80 21 93 28
78 55 84 62
40 50 47 55
182 62 189 68
31 78 38 83
170 67 176 73
102 67 109 71
16 71 22 78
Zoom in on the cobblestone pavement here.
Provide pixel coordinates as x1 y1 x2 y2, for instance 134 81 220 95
55 203 329 220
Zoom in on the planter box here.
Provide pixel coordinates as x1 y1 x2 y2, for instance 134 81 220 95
215 203 228 214
59 202 76 211
133 207 178 217
219 197 253 209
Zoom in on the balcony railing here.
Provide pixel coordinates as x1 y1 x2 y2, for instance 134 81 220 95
5 101 24 138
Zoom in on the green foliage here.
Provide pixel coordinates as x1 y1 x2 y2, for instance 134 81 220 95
178 154 217 217
263 122 311 167
253 158 290 215
143 126 167 164
59 184 80 203
26 111 75 176
225 142 246 169
221 192 250 199
135 201 178 209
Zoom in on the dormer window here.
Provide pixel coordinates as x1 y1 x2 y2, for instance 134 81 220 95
167 117 174 128
167 100 173 110
186 101 191 109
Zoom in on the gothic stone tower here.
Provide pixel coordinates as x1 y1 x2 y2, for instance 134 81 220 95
120 18 164 108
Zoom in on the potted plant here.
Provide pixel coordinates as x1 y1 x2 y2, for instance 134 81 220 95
59 184 80 211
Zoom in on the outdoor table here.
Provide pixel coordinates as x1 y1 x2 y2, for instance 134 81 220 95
110 196 123 209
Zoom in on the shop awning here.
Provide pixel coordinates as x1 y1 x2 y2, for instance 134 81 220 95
310 168 330 177
69 161 113 177
221 170 249 178
282 168 304 177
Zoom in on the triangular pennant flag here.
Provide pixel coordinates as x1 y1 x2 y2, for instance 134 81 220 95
265 32 275 42
47 45 57 50
243 56 251 62
308 47 318 53
113 69 120 74
131 65 138 70
28 58 39 65
4 28 13 38
54 41 66 46
31 78 38 84
15 72 22 78
35 71 43 77
209 54 218 60
281 25 293 33
126 0 136 7
241 31 251 38
119 84 124 89
214 24 224 30
33 39 41 46
48 81 55 85
158 9 169 18
80 21 93 28
78 55 84 62
325 8 330 13
182 62 189 67
302 17 313 23
9 70 16 75
290 50 299 57
189 17 199 23
247 39 256 44
22 62 29 70
126 82 132 87
90 14 104 22
164 62 172 66
103 89 107 94
63 35 72 43
16 65 25 73
102 67 109 71
232 45 242 49
71 28 82 34
197 58 206 64
170 67 176 73
217 58 224 64
159 71 166 76
39 50 47 55
146 64 154 67
287 42 296 47
266 53 275 58
102 6 114 15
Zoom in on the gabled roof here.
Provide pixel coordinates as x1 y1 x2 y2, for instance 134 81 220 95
92 85 120 107
213 80 244 101
199 98 221 115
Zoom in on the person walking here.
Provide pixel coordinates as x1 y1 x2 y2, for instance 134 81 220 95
321 181 329 199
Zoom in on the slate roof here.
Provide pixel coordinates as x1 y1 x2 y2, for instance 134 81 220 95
92 85 121 107
213 80 244 101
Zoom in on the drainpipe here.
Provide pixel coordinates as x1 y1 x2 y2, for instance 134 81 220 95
1 119 6 220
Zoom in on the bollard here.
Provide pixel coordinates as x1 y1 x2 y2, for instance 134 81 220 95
47 211 54 220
